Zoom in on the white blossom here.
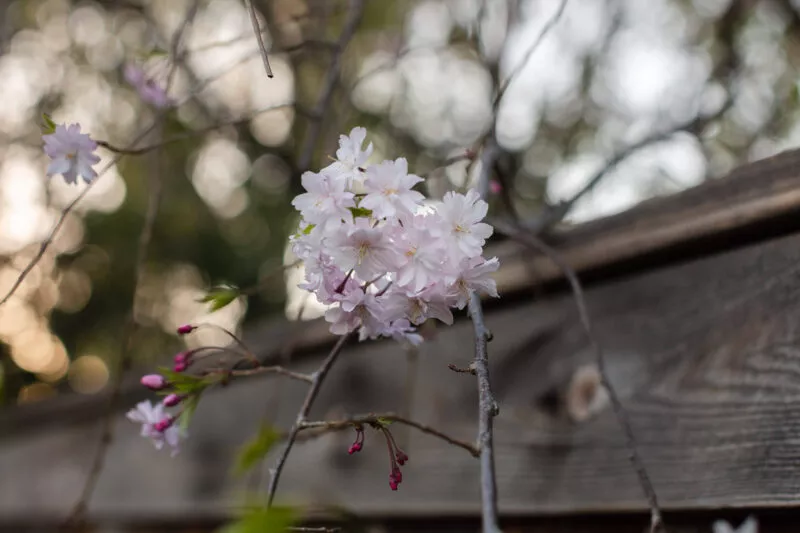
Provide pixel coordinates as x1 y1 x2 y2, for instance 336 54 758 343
42 123 101 185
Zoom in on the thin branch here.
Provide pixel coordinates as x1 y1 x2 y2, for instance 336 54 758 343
245 0 273 78
95 102 296 156
63 123 168 527
297 0 366 173
227 365 314 383
298 413 480 457
493 0 568 109
538 99 733 231
492 220 664 533
266 333 352 507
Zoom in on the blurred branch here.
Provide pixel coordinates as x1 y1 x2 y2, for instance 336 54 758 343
62 3 200 526
491 219 665 532
265 332 353 507
297 0 366 173
536 98 733 231
492 0 569 109
245 0 274 78
298 413 480 457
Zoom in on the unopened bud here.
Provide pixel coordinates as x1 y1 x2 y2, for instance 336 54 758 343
163 394 183 407
141 374 167 391
154 417 174 432
177 324 195 335
396 451 408 465
173 361 187 373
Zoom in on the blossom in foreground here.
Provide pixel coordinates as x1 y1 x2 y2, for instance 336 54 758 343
290 126 500 345
124 63 172 108
325 126 373 185
42 123 101 185
126 400 184 456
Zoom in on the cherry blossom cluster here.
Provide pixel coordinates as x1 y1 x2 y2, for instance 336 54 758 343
290 127 499 344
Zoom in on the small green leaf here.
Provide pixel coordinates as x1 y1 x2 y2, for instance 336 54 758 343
217 506 295 533
198 285 240 312
349 207 373 218
158 368 211 396
234 424 281 475
178 394 200 432
376 417 394 427
41 113 57 134
302 224 316 235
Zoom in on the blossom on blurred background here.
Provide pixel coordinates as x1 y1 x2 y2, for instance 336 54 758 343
126 400 184 456
42 123 101 185
290 127 500 345
124 63 172 109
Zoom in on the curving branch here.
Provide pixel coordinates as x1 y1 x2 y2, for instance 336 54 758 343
265 332 353 507
491 220 665 533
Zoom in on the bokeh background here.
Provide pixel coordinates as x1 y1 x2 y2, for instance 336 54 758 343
0 0 798 469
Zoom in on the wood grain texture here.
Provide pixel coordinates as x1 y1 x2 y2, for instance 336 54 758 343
6 212 800 520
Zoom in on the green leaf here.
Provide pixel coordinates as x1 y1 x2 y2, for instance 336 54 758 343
376 417 394 427
302 224 315 235
234 424 281 475
198 285 240 312
217 506 295 533
41 113 57 134
178 394 200 432
158 367 211 396
349 207 373 218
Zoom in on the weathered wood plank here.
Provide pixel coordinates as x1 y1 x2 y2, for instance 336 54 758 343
5 212 800 519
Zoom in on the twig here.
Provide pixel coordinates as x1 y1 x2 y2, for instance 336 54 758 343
539 99 733 231
95 102 295 156
245 0 273 78
297 0 365 173
298 413 480 457
227 365 314 383
492 220 664 533
448 362 476 375
266 333 352 507
493 0 568 109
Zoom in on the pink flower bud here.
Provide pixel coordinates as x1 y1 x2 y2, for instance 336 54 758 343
177 324 195 335
489 180 502 195
392 469 402 483
396 451 408 465
140 374 167 391
154 417 174 432
389 479 398 491
173 361 187 373
163 394 183 407
174 351 189 364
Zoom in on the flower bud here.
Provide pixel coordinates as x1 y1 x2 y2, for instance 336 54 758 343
177 324 195 335
163 394 183 407
173 361 188 373
141 374 167 391
154 417 174 432
396 451 408 465
389 479 398 491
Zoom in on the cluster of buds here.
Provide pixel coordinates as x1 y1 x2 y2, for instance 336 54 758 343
349 422 409 491
126 324 202 455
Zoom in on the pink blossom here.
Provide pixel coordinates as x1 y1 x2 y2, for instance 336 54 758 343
126 400 184 456
124 64 172 108
291 170 355 228
360 158 425 219
141 374 168 391
394 215 448 293
327 218 401 281
435 190 494 258
447 256 500 309
43 123 101 185
324 126 373 185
